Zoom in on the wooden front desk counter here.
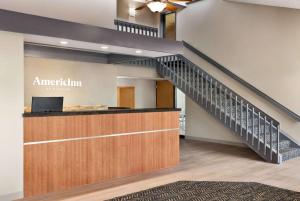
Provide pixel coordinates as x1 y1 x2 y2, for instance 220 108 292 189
23 108 180 197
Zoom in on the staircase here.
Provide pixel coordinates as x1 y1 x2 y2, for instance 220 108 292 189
123 54 300 164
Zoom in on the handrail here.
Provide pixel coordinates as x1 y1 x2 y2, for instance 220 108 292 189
114 19 159 38
183 41 300 121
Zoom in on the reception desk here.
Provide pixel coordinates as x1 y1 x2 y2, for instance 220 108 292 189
23 108 180 197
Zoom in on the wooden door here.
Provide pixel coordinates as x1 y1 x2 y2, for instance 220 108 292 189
117 86 135 108
156 80 175 108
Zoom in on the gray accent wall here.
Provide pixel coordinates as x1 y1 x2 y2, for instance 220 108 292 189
0 9 183 54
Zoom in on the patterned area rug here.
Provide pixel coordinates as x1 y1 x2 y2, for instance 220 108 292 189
107 181 300 201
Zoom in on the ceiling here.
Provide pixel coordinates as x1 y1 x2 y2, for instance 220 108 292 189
227 0 300 10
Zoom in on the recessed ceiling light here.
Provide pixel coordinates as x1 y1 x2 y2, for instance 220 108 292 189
136 50 143 54
60 40 68 45
101 46 109 50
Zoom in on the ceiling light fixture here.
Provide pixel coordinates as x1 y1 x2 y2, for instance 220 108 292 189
135 50 143 54
147 2 167 12
101 46 109 50
60 40 68 45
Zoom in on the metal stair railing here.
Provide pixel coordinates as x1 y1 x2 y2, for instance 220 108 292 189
119 54 281 164
114 19 159 38
157 54 281 163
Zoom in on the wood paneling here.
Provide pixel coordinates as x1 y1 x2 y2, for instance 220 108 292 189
24 111 180 197
24 131 179 197
24 112 179 143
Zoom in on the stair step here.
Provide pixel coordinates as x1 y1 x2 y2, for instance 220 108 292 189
279 140 291 150
281 148 300 161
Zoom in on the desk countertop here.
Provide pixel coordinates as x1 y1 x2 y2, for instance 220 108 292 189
23 108 181 117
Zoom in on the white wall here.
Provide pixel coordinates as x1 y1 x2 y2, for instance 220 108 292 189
117 78 157 108
0 31 24 200
0 0 117 29
177 0 300 143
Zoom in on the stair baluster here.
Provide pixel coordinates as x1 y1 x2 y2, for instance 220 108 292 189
277 125 280 162
229 92 232 128
270 120 273 161
264 116 267 156
235 96 238 132
215 81 218 116
258 112 261 151
246 104 249 141
219 85 222 120
201 73 204 104
210 78 213 112
252 108 255 146
240 100 243 136
224 89 227 124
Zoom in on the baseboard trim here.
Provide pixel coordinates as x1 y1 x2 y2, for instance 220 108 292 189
0 191 23 201
185 136 247 148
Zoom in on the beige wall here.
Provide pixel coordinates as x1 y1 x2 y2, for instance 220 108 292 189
177 0 300 143
117 78 157 108
0 31 24 200
25 57 160 107
117 0 160 28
